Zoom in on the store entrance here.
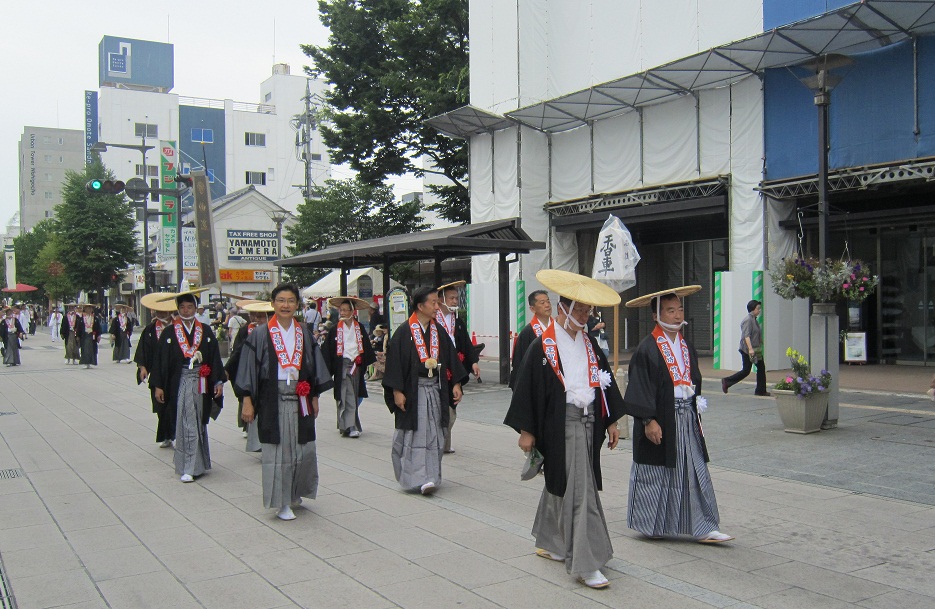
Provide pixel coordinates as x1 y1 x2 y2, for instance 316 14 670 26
881 230 935 365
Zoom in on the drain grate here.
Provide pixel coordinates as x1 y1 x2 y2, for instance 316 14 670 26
0 413 16 416
0 470 24 480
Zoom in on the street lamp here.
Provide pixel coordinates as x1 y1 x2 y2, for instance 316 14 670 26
267 210 289 285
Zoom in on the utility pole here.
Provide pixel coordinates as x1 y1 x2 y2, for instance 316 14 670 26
304 79 313 199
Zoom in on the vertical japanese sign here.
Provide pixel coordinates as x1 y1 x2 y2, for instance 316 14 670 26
84 91 98 165
192 170 220 288
159 140 178 256
4 239 16 290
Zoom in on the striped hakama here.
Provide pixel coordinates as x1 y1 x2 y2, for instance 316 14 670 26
2 335 20 366
627 398 719 537
532 403 613 575
392 377 444 491
337 359 361 433
113 333 130 361
174 367 211 477
79 334 97 366
65 334 80 361
261 380 318 508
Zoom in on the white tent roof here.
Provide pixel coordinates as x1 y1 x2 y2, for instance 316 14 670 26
301 267 400 299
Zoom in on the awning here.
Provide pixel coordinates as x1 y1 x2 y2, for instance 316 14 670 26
423 105 516 139
504 0 935 133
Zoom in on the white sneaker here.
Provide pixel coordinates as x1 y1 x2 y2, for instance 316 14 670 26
698 530 734 543
277 506 296 520
348 430 361 438
420 482 437 495
242 431 248 438
159 440 172 448
180 474 194 483
578 570 609 589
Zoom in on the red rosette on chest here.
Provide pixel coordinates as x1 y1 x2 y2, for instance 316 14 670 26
295 381 311 397
198 365 212 394
199 365 211 378
354 355 363 366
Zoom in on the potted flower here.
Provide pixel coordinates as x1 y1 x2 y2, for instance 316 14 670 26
769 257 878 303
773 348 832 434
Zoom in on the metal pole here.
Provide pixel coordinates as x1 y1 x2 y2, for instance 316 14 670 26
277 220 283 284
815 83 830 263
498 253 510 385
141 133 149 298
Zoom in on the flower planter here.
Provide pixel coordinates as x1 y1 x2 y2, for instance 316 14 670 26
773 389 828 434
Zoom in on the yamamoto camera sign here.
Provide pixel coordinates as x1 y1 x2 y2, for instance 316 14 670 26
227 229 279 261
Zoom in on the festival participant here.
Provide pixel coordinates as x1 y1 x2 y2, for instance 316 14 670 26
623 286 733 544
435 281 479 454
151 289 225 483
48 308 63 343
134 292 178 448
0 307 26 366
509 289 554 389
382 287 467 495
504 270 625 590
236 284 333 520
224 299 266 452
76 304 101 369
61 303 81 364
323 296 376 438
109 303 135 364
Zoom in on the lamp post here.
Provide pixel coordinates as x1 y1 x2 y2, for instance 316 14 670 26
267 211 289 285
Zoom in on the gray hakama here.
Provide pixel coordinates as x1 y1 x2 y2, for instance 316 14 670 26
627 398 720 537
392 377 444 490
261 380 318 508
174 367 211 477
337 359 361 433
532 403 613 575
65 334 80 361
113 332 130 361
79 334 97 366
3 335 20 366
245 420 261 452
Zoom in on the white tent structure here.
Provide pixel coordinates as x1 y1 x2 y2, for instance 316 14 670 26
301 267 400 299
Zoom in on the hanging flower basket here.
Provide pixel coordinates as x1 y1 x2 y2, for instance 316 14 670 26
769 257 878 304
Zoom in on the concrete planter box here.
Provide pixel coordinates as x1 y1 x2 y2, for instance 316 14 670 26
774 389 828 434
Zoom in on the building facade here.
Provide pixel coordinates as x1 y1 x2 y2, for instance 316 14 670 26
18 127 85 233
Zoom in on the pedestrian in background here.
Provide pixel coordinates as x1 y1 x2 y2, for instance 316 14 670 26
721 300 768 396
48 308 63 343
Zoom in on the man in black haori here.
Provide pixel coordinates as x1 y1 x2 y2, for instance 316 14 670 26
324 297 376 438
623 286 733 544
109 303 135 363
509 289 554 389
224 298 264 452
1 307 26 366
237 285 333 521
152 289 225 483
383 287 467 495
134 292 178 448
505 269 625 590
61 303 81 364
435 281 479 454
76 304 101 369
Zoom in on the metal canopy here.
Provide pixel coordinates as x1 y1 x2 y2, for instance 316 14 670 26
275 218 544 269
758 157 935 199
423 105 516 139
506 0 935 133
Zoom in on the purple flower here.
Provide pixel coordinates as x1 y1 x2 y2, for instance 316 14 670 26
820 370 829 375
802 384 811 392
817 385 824 391
797 377 803 383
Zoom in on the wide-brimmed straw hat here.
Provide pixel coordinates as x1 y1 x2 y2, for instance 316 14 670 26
625 285 702 308
243 301 275 314
156 287 209 304
327 296 371 311
373 324 388 335
536 270 621 307
436 280 466 294
113 303 132 311
77 302 99 309
141 292 178 312
235 298 262 308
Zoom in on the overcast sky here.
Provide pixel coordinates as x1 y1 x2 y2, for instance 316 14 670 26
1 1 422 227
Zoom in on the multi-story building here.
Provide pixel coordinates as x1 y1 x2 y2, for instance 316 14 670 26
17 127 85 233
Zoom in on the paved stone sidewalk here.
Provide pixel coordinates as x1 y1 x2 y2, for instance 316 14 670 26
0 335 933 608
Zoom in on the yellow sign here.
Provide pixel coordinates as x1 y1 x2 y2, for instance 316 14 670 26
219 269 273 283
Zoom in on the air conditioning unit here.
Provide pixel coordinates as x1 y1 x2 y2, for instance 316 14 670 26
120 282 134 294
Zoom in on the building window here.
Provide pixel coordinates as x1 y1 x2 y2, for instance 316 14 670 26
42 136 51 145
246 171 266 186
311 153 322 161
207 168 216 183
245 132 266 147
44 154 53 162
45 173 53 181
44 192 53 200
264 92 272 102
58 137 64 145
191 128 214 143
59 156 64 163
45 210 54 218
135 165 159 177
134 123 158 138
267 168 275 181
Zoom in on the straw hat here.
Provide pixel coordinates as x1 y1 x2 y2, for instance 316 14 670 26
624 285 702 308
113 302 132 311
141 292 178 312
76 302 99 308
156 287 209 304
327 296 371 311
536 270 621 307
373 323 388 335
243 301 275 314
235 298 262 309
436 280 466 293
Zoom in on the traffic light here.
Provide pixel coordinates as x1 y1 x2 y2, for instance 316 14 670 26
175 175 193 188
86 179 126 195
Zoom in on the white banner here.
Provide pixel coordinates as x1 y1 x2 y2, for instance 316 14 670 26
4 239 15 290
591 215 640 293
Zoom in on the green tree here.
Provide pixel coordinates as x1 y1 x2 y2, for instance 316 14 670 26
303 0 470 224
34 235 76 305
55 156 139 303
12 219 57 304
284 176 427 286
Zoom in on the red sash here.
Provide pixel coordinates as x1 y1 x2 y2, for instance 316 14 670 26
540 322 600 391
531 317 550 338
435 310 455 340
409 312 438 363
174 319 204 359
154 319 166 339
651 325 692 390
269 318 303 379
336 319 363 358
247 323 256 335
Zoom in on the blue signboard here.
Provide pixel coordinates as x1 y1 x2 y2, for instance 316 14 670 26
84 91 98 165
99 36 174 90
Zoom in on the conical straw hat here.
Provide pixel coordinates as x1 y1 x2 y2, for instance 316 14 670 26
536 270 621 307
625 285 702 308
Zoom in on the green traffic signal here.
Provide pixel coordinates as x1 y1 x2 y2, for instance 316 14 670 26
86 179 126 195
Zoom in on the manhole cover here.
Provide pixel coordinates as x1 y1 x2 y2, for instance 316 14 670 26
0 469 24 480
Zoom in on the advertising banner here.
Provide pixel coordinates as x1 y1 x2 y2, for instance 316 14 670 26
219 269 273 283
192 170 220 287
84 91 98 165
226 230 279 261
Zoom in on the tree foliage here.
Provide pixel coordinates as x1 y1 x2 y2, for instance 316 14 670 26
12 219 57 304
303 0 470 224
284 177 427 286
34 235 76 304
55 156 139 302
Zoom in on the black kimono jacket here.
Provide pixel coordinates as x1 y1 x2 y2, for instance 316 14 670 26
0 319 25 343
382 319 468 431
508 321 546 389
75 316 102 353
323 319 376 400
622 331 708 468
235 321 333 445
133 320 163 405
504 332 625 497
224 323 254 400
439 315 478 390
60 314 77 341
150 320 225 427
109 316 135 341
